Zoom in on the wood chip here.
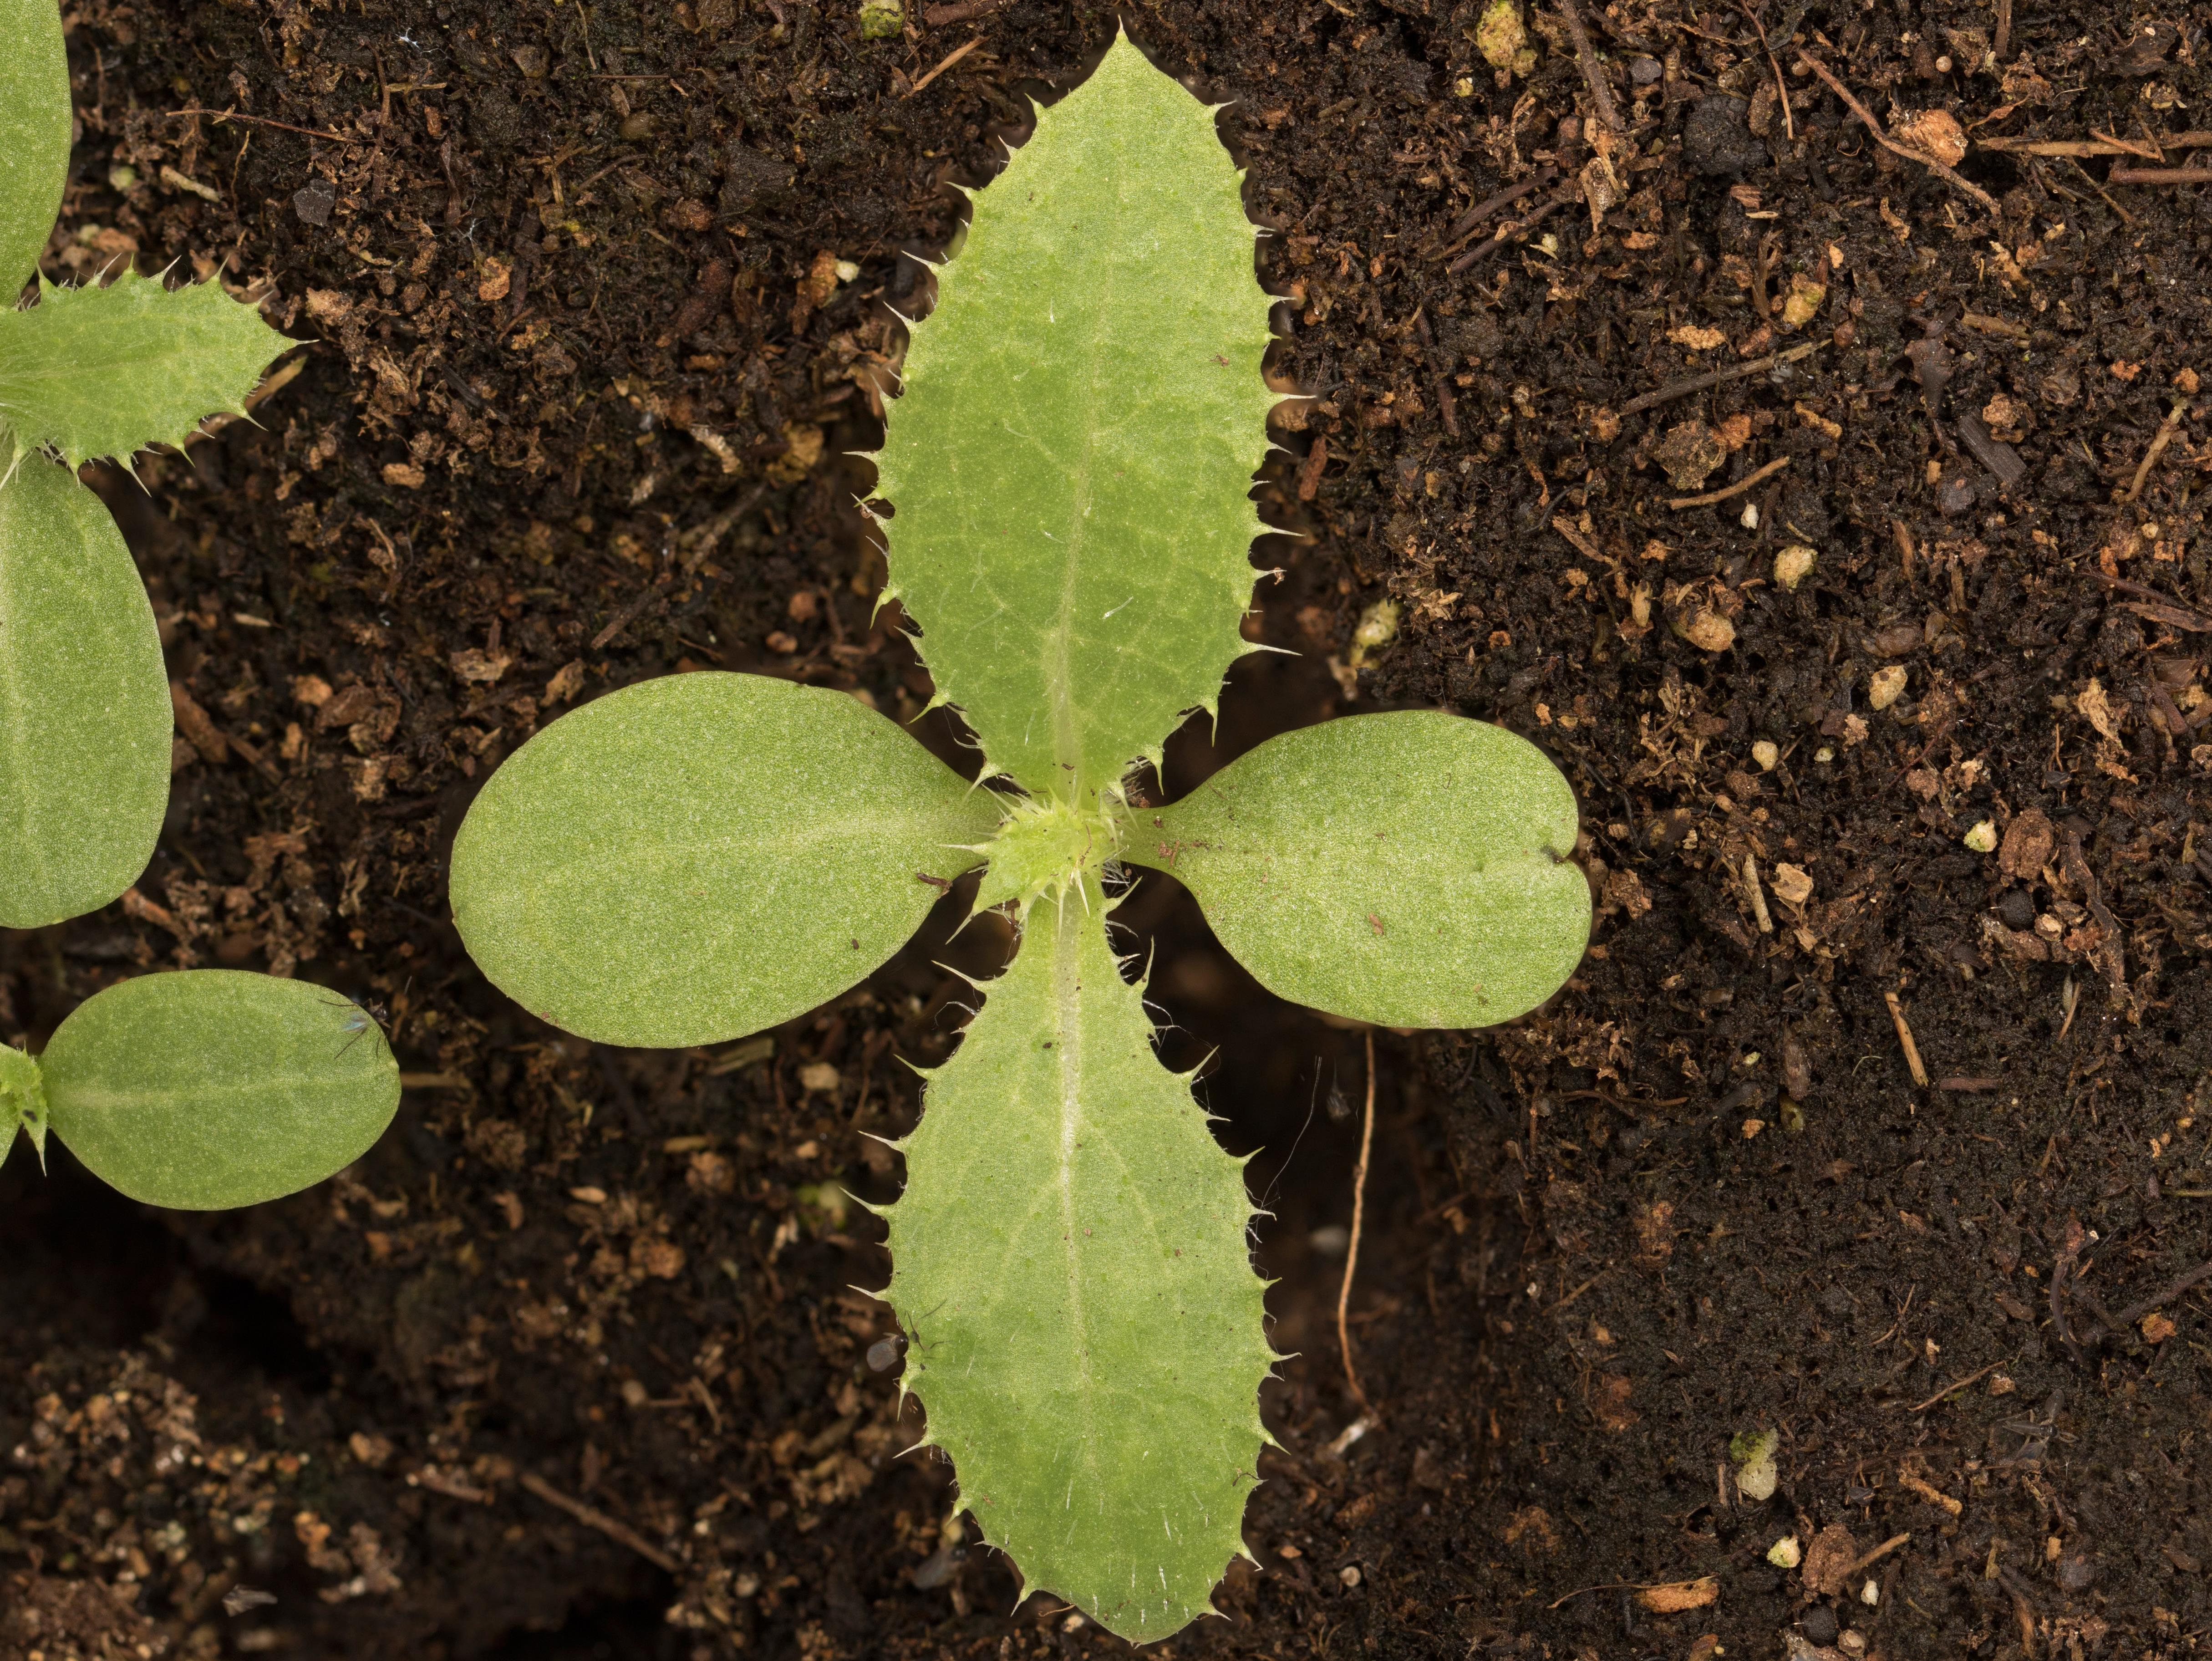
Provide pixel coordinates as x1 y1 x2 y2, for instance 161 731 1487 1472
1885 990 1929 1087
1636 1577 1719 1613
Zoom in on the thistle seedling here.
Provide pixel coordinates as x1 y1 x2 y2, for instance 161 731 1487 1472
0 0 293 929
449 33 1588 1641
0 0 401 1208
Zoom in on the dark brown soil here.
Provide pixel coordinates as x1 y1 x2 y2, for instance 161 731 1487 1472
7 1 2212 1657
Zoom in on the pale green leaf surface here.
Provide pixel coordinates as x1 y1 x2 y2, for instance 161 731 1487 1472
0 447 171 927
40 971 400 1210
874 32 1275 801
883 878 1273 1642
0 0 67 291
451 672 1002 1049
0 273 290 466
1124 712 1589 1027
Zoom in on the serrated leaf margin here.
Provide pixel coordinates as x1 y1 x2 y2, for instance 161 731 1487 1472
0 270 292 466
870 29 1282 803
880 877 1275 1643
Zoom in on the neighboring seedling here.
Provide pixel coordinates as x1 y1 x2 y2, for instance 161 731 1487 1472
449 33 1588 1641
1 975 400 1208
0 0 402 1207
0 0 290 928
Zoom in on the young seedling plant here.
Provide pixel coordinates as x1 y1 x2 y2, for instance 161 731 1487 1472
0 0 401 1208
449 33 1589 1642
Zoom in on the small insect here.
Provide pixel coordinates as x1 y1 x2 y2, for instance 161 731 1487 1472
223 1586 279 1617
1324 1077 1353 1126
322 992 392 1060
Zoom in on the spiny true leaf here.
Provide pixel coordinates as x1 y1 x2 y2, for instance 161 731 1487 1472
882 879 1273 1642
0 1042 47 1177
0 0 68 291
874 31 1276 802
452 672 1003 1048
0 273 290 466
1124 711 1589 1027
39 971 401 1210
0 445 172 928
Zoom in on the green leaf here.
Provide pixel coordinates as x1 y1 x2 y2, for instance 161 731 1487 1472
882 878 1272 1642
873 31 1275 803
0 272 291 466
39 970 401 1210
1124 711 1589 1027
451 671 1002 1048
0 1041 48 1177
0 0 67 292
0 446 172 928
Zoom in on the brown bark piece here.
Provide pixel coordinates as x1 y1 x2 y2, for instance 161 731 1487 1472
1802 1522 1860 1598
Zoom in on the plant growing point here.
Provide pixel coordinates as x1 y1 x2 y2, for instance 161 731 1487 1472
448 30 1590 1640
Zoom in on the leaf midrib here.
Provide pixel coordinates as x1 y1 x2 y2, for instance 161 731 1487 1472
50 1070 373 1113
500 811 978 878
1047 898 1100 1512
1041 178 1111 801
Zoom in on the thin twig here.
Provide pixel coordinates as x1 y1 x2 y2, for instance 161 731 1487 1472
1439 169 1557 250
1667 454 1790 510
1993 0 2012 63
407 1465 493 1503
2088 128 2159 159
1978 129 2212 156
2109 1258 2212 1330
1738 1 1793 141
2112 165 2212 185
591 575 676 650
1841 1533 1912 1580
2091 128 2166 159
2124 401 2190 502
1555 0 1623 134
518 1472 680 1573
2051 1215 2085 1360
905 36 981 97
1412 309 1459 438
1796 53 2000 216
1547 1579 1678 1609
573 0 597 72
2090 569 2212 631
2066 156 2136 224
1909 1355 2013 1413
166 107 367 143
1621 339 1827 416
1884 990 1930 1087
1552 1269 1608 1313
1336 1030 1378 1416
1446 189 1576 273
